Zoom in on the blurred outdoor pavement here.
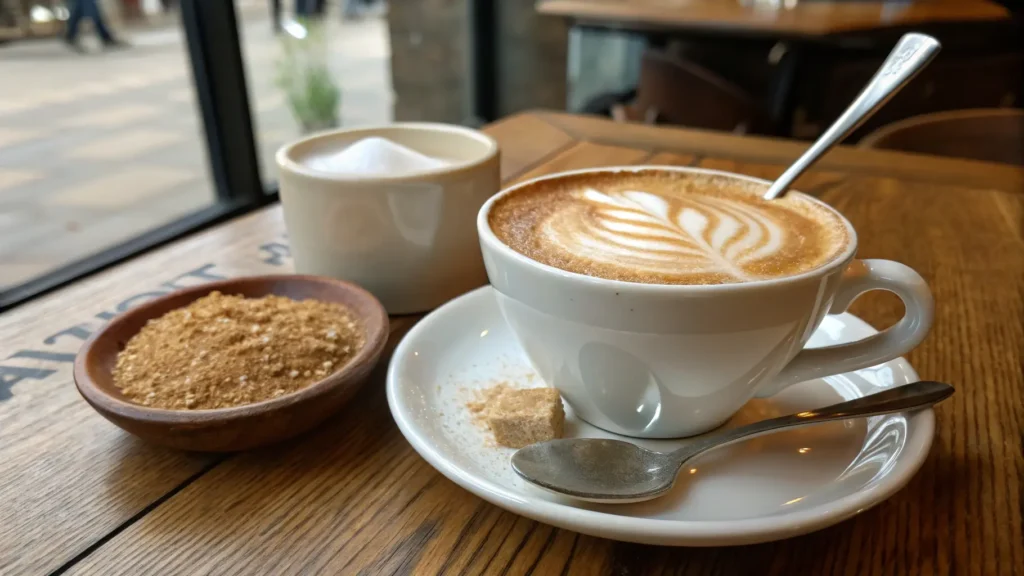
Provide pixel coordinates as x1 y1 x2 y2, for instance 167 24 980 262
0 0 391 289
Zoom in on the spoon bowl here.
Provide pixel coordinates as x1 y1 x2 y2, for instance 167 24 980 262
512 381 954 503
512 439 680 503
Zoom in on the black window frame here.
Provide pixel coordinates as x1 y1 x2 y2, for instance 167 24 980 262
0 0 274 313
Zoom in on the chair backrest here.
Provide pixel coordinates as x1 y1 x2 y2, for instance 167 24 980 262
816 52 1023 141
627 48 760 133
859 108 1024 166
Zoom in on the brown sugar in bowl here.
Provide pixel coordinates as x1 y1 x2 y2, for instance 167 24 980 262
73 275 389 452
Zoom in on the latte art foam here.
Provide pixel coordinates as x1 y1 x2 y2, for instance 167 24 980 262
489 171 850 285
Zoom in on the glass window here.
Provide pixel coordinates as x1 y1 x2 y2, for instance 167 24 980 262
0 0 215 291
238 0 393 184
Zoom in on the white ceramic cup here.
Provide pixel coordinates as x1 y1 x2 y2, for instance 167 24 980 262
277 124 500 314
477 166 934 438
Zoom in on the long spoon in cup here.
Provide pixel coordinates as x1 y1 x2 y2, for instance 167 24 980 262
511 381 953 503
763 33 941 200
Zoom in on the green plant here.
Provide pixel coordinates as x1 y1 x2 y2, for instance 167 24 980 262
275 19 340 132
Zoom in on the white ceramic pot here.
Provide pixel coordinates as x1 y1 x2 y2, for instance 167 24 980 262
278 123 500 314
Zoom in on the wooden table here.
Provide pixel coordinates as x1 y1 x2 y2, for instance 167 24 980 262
2 111 1022 575
537 0 1012 36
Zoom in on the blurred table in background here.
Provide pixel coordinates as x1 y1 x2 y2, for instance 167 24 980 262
537 0 1011 36
538 0 1019 140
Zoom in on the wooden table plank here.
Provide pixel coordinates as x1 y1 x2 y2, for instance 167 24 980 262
5 112 1023 575
0 113 572 575
537 111 1024 193
484 112 577 181
827 176 1024 576
644 151 697 166
537 0 1011 36
510 140 653 185
695 157 847 195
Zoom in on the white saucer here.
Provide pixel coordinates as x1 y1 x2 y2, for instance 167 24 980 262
386 286 934 546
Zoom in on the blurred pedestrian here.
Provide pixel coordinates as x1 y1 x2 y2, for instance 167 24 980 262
295 0 325 18
64 0 129 52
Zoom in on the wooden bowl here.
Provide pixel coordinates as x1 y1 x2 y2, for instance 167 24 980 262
74 275 389 452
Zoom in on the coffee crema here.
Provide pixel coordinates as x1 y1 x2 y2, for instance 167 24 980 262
488 171 850 285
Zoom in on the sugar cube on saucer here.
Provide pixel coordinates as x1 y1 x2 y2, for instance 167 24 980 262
485 388 565 449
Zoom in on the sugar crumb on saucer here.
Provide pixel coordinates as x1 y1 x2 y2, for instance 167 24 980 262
466 383 565 448
466 382 511 420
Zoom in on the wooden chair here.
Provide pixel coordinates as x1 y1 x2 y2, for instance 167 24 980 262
859 108 1024 166
612 48 764 134
810 52 1024 141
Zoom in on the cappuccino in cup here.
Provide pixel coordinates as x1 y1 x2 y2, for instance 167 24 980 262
478 167 933 439
488 170 850 286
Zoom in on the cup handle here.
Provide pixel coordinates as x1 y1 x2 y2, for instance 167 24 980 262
754 259 934 398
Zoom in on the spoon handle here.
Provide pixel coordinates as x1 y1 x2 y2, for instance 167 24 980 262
763 33 940 200
670 381 953 464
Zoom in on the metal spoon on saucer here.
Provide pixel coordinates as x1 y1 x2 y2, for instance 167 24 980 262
763 33 940 200
511 381 953 503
